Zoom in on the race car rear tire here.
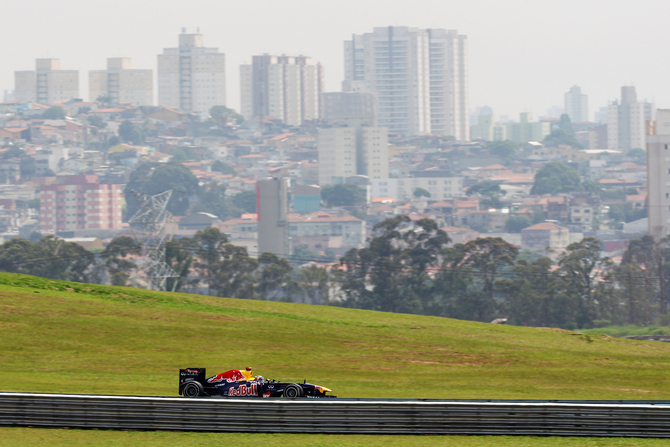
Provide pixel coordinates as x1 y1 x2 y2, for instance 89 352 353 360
282 383 304 399
183 381 204 398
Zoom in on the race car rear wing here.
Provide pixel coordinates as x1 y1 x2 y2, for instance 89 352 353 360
179 368 206 388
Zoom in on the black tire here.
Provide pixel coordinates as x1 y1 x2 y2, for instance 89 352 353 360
282 383 304 399
182 381 203 398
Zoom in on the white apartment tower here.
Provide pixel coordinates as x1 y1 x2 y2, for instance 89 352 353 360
647 109 670 239
564 85 588 123
318 119 389 186
15 59 79 104
607 86 655 150
343 26 468 139
89 58 153 106
157 30 226 114
240 55 323 126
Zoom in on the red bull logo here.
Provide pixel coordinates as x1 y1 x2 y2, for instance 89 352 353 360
228 384 257 397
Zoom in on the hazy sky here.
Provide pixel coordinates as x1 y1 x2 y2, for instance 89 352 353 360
4 0 667 121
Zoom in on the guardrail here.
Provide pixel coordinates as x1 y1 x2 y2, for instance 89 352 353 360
1 392 670 437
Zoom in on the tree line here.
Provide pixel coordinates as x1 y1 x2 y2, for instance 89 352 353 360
2 217 669 330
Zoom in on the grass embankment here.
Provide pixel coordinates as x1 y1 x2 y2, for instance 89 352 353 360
582 325 670 337
2 272 670 445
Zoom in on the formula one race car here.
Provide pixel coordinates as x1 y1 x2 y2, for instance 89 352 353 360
178 367 335 398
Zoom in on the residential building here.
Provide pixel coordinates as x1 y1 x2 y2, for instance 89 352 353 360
564 85 589 123
521 222 570 252
220 211 366 253
157 30 226 114
292 185 321 212
607 86 654 150
322 91 378 126
15 59 79 104
371 176 464 201
318 120 388 185
648 109 670 239
568 195 594 231
39 174 123 233
344 26 468 138
470 114 506 141
240 54 323 126
288 212 366 249
504 113 551 144
256 177 289 256
89 58 153 106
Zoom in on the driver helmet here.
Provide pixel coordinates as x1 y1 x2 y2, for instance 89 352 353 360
255 375 264 383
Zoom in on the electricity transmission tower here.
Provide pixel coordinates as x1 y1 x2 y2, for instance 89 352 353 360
128 190 179 291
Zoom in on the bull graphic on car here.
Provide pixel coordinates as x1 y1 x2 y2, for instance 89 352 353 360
178 367 335 399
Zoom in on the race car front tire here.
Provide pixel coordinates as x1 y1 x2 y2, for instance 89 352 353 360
282 383 304 399
182 381 204 398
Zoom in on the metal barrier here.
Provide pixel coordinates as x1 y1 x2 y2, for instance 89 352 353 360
1 392 670 437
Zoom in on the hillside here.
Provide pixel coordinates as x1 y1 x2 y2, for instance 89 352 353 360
1 272 670 400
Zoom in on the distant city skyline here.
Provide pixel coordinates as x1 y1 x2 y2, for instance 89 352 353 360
0 0 666 120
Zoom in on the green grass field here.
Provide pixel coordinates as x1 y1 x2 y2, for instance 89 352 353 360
1 272 670 445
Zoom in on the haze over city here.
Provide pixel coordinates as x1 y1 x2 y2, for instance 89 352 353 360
2 0 667 118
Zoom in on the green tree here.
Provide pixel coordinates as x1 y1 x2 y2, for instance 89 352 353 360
30 236 97 283
209 105 244 124
96 95 112 108
296 264 330 305
336 216 450 314
321 184 366 207
558 237 614 328
558 113 575 135
212 160 236 176
210 244 258 298
460 237 518 313
0 238 40 273
124 162 201 217
192 182 241 220
467 182 506 196
42 106 65 120
192 227 230 295
543 129 583 149
505 215 532 233
499 257 567 327
255 252 297 301
480 195 504 209
164 239 193 292
530 161 581 195
627 148 646 165
101 236 142 286
87 115 107 129
413 187 431 199
232 190 257 214
487 140 517 158
118 120 143 144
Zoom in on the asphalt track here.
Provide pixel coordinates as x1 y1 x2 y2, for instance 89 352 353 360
2 392 670 437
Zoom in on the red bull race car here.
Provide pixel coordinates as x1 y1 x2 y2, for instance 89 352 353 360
178 367 335 399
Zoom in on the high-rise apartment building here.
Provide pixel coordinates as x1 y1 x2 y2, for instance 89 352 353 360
647 109 670 239
240 55 323 126
256 177 289 257
157 30 226 114
607 86 655 150
321 91 378 126
318 119 388 186
564 85 588 123
343 26 468 139
89 58 153 106
39 174 123 233
15 59 79 104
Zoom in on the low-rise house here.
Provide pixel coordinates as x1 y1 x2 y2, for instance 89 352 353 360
521 222 569 253
568 196 594 231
